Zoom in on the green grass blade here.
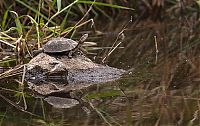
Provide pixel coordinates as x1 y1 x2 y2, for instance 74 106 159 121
44 0 79 27
57 0 62 12
10 11 23 36
36 0 42 25
60 7 71 32
15 0 56 25
78 0 134 10
2 9 9 31
25 15 40 48
0 59 16 66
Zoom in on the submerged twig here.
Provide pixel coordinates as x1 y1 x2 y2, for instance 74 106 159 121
89 102 113 126
154 36 159 64
15 65 27 110
0 94 39 117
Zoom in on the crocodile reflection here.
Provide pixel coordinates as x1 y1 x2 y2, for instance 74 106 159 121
26 52 126 108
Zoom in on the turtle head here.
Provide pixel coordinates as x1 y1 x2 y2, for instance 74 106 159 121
79 34 88 44
75 34 88 50
69 34 88 57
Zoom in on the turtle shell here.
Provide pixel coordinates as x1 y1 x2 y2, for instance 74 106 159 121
43 37 78 53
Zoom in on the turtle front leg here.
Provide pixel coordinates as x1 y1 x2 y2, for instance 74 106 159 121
68 50 73 58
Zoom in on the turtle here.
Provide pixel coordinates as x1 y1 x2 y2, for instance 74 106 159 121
33 34 88 57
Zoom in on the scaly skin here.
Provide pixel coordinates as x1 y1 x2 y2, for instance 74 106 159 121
68 34 88 58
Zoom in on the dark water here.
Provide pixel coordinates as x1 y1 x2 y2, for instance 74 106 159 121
1 18 200 126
